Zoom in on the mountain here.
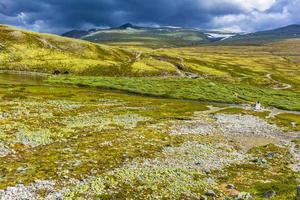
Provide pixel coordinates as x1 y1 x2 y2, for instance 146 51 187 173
0 25 133 75
258 24 300 35
62 24 300 47
61 23 218 47
62 30 89 38
117 23 141 30
221 24 300 44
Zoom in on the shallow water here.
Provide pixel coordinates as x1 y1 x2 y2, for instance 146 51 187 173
0 72 46 85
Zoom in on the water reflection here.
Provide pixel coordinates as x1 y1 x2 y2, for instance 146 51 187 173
0 71 46 85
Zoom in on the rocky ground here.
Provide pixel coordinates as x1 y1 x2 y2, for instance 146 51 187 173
1 104 299 199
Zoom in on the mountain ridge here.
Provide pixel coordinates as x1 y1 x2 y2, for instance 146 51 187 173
61 23 300 46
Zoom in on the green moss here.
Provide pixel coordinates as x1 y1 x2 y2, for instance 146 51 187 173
220 144 299 199
0 76 210 190
15 128 53 147
273 113 300 131
47 76 300 111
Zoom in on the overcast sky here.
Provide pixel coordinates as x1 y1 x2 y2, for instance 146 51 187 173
0 0 299 33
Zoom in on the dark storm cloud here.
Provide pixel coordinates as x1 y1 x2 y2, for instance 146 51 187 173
0 0 299 33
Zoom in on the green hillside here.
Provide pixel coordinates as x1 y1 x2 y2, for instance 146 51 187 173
0 25 133 75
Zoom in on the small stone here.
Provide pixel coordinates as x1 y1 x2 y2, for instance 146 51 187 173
226 184 235 189
16 166 27 173
266 152 276 158
263 190 276 198
297 185 300 199
206 190 216 197
195 162 201 166
199 195 207 200
253 157 267 165
235 192 252 200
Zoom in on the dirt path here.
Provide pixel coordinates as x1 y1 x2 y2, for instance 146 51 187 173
266 73 292 90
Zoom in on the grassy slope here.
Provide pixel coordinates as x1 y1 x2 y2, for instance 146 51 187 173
48 39 300 111
149 40 300 92
1 25 300 110
0 25 134 75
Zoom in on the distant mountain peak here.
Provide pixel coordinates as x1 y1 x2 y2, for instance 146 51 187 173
284 24 300 28
258 24 300 35
118 23 136 29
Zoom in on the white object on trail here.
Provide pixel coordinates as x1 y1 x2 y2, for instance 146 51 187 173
254 101 262 111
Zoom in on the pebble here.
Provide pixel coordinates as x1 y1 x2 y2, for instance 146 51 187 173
199 195 207 200
206 190 216 197
0 180 56 199
263 190 276 198
253 157 267 165
266 152 276 158
235 192 252 200
226 184 235 189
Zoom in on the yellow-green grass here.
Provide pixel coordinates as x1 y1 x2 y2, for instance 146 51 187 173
1 25 300 93
47 76 300 111
0 73 298 199
150 42 300 91
220 144 299 199
214 107 270 119
273 113 300 131
0 25 134 75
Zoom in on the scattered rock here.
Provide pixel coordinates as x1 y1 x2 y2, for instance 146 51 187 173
266 152 276 159
235 192 252 200
199 195 207 200
206 190 216 197
0 143 11 157
226 184 235 189
170 121 216 136
253 157 267 165
263 190 276 198
0 181 55 199
215 114 280 137
16 166 27 173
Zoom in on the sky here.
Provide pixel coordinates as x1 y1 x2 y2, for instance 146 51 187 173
0 0 299 33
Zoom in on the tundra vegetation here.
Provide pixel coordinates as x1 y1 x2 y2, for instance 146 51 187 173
0 25 299 199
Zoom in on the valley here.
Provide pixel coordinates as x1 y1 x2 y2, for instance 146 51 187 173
0 24 299 199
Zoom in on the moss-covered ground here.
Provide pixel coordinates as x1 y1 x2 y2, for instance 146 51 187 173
0 73 299 199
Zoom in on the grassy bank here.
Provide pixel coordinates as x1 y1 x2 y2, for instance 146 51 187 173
47 76 300 111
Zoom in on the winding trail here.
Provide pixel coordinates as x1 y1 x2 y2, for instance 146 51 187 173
266 73 292 90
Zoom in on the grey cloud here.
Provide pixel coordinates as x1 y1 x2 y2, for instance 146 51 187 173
0 0 299 33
